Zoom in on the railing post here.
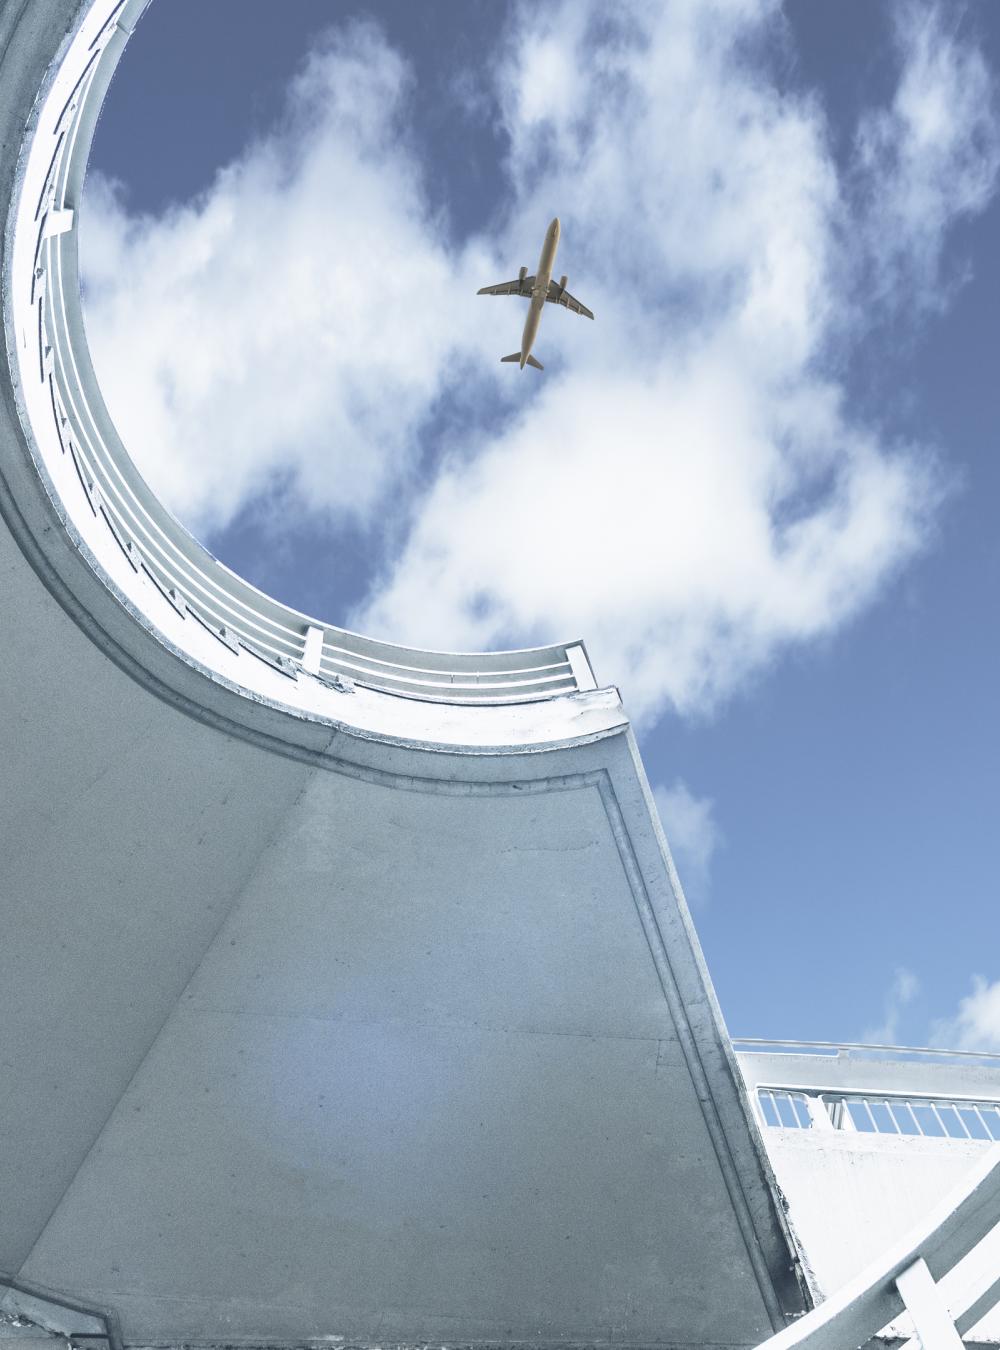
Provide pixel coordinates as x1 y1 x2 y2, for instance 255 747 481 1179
895 1258 964 1350
301 625 324 675
805 1094 835 1131
828 1097 856 1132
42 207 74 238
565 643 597 692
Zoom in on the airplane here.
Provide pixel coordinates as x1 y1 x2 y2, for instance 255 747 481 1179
477 217 594 370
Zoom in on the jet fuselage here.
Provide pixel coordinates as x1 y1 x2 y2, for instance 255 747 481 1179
478 217 592 368
519 217 561 368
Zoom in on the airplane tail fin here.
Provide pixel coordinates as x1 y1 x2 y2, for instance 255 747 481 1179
500 352 544 370
501 353 520 363
526 354 543 370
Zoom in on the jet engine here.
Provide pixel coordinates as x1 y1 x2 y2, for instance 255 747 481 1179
518 265 527 281
559 275 568 291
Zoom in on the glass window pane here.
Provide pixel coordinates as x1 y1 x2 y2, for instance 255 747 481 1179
889 1101 920 1135
934 1105 966 1138
792 1096 812 1129
759 1092 780 1127
981 1106 1000 1140
912 1104 945 1137
775 1093 799 1128
847 1099 877 1132
958 1108 990 1141
869 1101 895 1133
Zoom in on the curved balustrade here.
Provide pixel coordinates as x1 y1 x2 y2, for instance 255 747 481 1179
756 1085 1000 1141
753 1149 1000 1350
7 0 597 708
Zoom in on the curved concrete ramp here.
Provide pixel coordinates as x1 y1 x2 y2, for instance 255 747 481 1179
0 1 805 1344
0 593 803 1342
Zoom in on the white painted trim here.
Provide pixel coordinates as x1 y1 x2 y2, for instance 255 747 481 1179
895 1258 964 1350
301 624 324 675
565 642 597 691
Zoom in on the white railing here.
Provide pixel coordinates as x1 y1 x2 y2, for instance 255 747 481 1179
752 1149 1000 1350
7 0 598 708
757 1086 1000 1142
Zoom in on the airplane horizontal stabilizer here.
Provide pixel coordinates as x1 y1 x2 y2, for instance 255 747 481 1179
500 352 543 370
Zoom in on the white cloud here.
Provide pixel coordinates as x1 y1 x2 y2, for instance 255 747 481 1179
863 967 920 1046
358 0 992 721
82 22 504 537
653 780 721 905
852 2 1000 314
933 977 1000 1052
83 2 999 723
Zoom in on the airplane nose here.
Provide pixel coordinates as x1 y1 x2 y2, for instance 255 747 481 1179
551 217 561 234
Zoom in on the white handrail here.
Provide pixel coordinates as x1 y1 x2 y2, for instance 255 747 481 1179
752 1149 1000 1350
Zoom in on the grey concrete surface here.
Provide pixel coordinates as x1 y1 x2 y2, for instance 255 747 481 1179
0 1 805 1344
18 775 767 1344
0 505 315 1272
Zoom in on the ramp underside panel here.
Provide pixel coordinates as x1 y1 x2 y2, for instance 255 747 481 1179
18 775 775 1346
0 518 313 1272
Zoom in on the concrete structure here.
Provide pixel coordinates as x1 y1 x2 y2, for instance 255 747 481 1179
1 4 998 1350
750 1147 1000 1350
739 1047 1000 1345
0 3 805 1347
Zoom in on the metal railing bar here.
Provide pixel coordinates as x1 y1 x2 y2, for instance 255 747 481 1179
317 657 577 692
345 682 576 707
734 1038 1000 1063
319 642 573 679
757 1081 1000 1109
881 1098 902 1135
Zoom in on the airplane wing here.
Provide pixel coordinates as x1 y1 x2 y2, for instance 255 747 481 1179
545 280 594 319
477 276 535 297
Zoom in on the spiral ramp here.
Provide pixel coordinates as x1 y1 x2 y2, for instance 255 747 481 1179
4 6 1000 1350
0 2 860 1347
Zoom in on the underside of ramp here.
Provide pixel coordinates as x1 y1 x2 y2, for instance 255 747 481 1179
0 531 805 1341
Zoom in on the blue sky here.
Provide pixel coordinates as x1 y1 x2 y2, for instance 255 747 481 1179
84 0 1000 1050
